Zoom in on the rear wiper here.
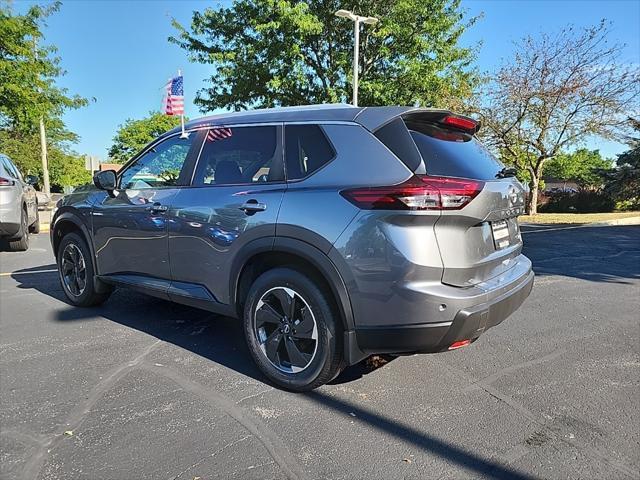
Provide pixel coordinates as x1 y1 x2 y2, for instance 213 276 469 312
496 167 517 178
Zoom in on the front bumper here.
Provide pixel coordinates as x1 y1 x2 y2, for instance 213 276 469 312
354 255 534 355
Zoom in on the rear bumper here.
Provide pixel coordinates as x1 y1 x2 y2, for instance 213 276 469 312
354 255 534 354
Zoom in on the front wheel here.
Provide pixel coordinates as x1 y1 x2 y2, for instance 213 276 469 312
243 268 343 391
29 208 40 234
57 232 112 307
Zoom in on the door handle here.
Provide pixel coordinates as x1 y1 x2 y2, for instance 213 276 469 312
239 200 267 214
147 203 169 214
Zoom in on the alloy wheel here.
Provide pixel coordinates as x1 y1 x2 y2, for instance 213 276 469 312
61 244 87 297
254 287 319 373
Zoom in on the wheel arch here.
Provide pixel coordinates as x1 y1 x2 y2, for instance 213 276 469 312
52 211 111 294
231 237 355 333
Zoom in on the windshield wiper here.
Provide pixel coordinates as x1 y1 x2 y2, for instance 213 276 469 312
496 166 517 178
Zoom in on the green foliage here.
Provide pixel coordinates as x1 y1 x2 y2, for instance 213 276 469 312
108 112 183 162
0 2 88 133
603 118 640 209
0 130 90 189
49 149 91 189
544 149 613 189
0 2 90 191
170 0 480 111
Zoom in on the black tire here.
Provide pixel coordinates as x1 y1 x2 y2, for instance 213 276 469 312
29 208 40 234
57 232 112 307
7 207 29 252
243 267 343 391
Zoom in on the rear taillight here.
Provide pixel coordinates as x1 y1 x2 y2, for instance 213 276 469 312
340 175 484 211
0 177 15 186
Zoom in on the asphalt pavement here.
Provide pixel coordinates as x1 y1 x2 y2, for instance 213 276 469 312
1 225 639 480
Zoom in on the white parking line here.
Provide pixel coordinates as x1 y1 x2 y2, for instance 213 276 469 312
0 269 58 277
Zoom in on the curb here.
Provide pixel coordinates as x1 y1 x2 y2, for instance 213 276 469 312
591 216 640 226
521 216 640 228
39 223 50 233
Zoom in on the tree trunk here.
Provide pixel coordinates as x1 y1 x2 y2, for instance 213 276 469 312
528 177 539 215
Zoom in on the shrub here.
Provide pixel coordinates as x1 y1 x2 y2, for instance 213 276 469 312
539 190 615 213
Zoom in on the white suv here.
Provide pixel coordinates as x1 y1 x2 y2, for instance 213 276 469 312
0 154 40 251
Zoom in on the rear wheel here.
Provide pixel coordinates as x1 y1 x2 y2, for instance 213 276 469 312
7 207 29 252
243 268 343 391
57 232 111 307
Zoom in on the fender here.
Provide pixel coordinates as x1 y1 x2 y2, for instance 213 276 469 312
51 209 110 294
229 236 355 332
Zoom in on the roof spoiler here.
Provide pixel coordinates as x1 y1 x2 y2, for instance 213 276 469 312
354 107 480 134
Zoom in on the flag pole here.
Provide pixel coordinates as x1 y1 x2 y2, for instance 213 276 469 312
178 69 188 138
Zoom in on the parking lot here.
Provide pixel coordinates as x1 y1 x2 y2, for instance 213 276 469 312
1 225 639 480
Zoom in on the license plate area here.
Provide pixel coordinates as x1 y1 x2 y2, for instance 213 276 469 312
492 218 520 250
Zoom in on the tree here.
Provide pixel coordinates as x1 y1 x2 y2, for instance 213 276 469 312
477 22 640 214
170 0 479 111
543 149 613 190
108 112 183 162
603 118 640 209
0 2 87 132
1 2 89 192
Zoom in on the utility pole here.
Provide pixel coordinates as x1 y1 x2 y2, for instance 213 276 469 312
39 116 50 195
34 37 50 195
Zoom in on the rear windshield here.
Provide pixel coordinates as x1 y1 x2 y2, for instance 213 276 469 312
408 124 504 180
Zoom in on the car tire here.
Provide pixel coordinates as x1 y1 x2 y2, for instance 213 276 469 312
243 267 343 391
29 208 40 234
7 207 29 252
57 232 112 307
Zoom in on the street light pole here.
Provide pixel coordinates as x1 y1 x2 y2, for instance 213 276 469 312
335 10 378 107
352 17 360 106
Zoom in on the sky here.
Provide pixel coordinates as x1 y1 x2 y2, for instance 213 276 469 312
16 0 640 160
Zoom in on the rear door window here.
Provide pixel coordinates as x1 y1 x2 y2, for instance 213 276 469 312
408 124 504 180
194 125 283 186
285 125 335 180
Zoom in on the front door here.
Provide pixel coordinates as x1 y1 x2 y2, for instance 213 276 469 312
92 133 198 281
167 125 286 304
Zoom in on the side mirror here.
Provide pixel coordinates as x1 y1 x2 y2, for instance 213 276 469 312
25 175 39 186
93 170 117 192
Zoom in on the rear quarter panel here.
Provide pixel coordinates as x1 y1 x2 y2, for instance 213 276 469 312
276 124 414 252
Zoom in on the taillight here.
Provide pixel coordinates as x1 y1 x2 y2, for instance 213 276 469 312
0 177 15 186
340 175 484 211
441 115 479 133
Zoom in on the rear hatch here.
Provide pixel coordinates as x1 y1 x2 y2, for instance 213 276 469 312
403 113 526 287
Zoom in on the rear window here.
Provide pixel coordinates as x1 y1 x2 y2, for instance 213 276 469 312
409 124 504 180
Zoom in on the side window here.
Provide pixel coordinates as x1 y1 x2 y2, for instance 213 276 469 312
195 126 283 186
119 135 193 189
285 125 335 181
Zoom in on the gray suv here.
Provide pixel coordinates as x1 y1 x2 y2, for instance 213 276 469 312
51 105 533 391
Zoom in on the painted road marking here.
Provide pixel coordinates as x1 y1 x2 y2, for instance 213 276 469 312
0 269 58 277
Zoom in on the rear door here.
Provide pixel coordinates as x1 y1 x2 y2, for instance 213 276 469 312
406 119 526 287
167 124 286 305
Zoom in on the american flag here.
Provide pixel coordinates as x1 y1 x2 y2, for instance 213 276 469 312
207 127 233 142
162 76 184 115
